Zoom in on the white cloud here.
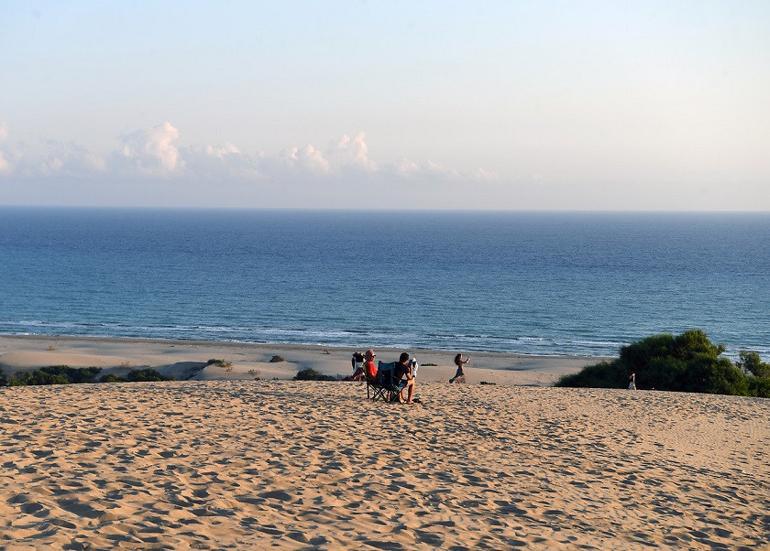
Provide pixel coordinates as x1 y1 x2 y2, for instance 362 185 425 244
282 144 330 174
205 142 240 159
0 123 12 174
389 158 458 179
182 143 261 181
333 132 375 171
39 141 106 175
473 168 499 181
119 121 181 173
0 151 10 174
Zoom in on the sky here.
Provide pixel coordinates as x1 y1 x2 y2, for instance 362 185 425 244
1 0 769 210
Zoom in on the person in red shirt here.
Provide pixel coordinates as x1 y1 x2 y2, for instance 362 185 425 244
364 349 378 379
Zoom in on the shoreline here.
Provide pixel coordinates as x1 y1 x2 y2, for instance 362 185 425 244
0 330 616 358
0 334 606 386
0 332 607 358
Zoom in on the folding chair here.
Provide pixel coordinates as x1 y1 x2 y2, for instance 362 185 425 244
364 362 405 403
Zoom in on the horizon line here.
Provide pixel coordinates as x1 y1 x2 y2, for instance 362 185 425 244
1 204 769 215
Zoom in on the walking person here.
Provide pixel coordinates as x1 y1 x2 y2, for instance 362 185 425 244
628 372 637 390
449 353 469 384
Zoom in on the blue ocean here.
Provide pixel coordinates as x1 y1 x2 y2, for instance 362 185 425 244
0 207 768 358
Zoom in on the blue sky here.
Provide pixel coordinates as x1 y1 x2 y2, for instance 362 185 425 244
1 1 768 209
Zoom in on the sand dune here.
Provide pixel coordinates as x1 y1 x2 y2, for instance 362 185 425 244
1 381 767 549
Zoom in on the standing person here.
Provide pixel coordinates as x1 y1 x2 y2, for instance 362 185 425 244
394 352 416 404
449 353 469 383
628 372 637 390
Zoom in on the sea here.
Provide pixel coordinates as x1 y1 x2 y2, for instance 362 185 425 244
1 207 768 358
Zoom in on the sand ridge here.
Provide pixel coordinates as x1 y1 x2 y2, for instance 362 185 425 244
0 381 768 549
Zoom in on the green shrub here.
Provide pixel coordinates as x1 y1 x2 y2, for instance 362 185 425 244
3 366 170 386
294 368 336 381
748 376 770 398
125 369 169 382
737 351 770 378
40 366 102 383
206 359 232 368
99 371 169 383
557 330 756 397
10 370 69 386
0 368 6 386
556 361 626 389
8 366 102 386
99 373 127 383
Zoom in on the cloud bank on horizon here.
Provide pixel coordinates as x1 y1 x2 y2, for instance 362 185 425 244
0 120 489 184
0 116 767 211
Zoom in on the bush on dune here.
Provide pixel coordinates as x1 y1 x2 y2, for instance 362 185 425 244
41 365 102 383
125 369 169 382
556 361 626 389
737 351 770 378
8 366 102 386
557 330 770 398
294 368 336 381
9 371 68 386
99 369 169 383
99 373 126 383
748 376 770 398
1 366 170 386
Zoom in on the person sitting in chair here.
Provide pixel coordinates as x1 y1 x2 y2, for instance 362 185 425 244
364 349 378 380
394 352 416 404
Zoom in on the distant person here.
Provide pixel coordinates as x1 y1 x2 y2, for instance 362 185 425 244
449 353 469 384
364 349 378 380
394 352 416 403
349 351 366 381
628 372 637 390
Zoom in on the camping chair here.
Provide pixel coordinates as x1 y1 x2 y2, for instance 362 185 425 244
364 361 406 403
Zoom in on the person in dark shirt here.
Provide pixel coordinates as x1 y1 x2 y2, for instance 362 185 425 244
349 351 366 381
394 352 416 404
449 353 469 383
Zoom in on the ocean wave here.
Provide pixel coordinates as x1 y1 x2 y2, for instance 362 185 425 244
1 320 767 359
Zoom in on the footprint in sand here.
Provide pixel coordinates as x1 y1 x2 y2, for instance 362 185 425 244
20 501 49 517
56 498 104 519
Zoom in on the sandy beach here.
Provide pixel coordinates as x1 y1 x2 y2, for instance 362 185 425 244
0 335 599 386
0 380 767 549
